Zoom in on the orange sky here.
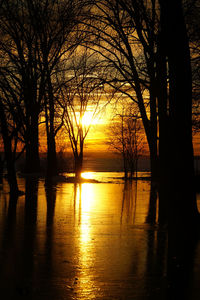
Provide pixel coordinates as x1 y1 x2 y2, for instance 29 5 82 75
1 111 200 157
36 102 200 157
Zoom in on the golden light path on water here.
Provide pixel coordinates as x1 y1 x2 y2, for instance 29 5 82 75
74 183 96 297
70 172 154 299
1 173 200 299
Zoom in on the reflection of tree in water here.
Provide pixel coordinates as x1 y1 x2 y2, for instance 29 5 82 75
0 194 18 299
21 177 39 296
1 193 18 245
167 222 199 299
45 184 57 229
45 183 57 262
119 181 200 298
73 183 82 225
144 229 168 299
25 178 38 225
121 180 137 225
1 178 39 298
37 183 58 293
145 184 200 299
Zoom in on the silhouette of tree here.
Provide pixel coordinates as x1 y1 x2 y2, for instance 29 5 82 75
0 0 91 179
29 0 89 178
108 103 144 178
0 0 45 173
185 0 200 132
85 0 160 180
57 50 104 178
0 100 19 195
85 0 200 226
158 0 200 228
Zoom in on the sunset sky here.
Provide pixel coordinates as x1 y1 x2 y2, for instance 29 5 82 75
52 101 200 157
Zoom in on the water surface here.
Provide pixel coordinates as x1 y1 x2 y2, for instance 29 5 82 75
0 172 200 299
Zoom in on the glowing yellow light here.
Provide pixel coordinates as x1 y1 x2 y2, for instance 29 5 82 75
81 172 94 180
82 111 100 127
81 183 94 217
79 183 94 248
73 183 95 244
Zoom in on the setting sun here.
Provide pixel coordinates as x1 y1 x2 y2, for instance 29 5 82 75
81 172 94 179
82 110 102 127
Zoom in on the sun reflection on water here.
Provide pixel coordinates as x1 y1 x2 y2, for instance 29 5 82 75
73 182 98 298
80 184 94 245
0 176 174 300
72 180 153 299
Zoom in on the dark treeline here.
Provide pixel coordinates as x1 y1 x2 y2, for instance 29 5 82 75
0 0 92 189
0 0 200 231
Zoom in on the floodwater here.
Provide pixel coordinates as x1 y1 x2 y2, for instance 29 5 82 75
0 172 200 300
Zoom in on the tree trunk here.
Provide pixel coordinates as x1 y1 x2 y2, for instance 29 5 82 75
74 153 83 179
0 102 19 196
25 111 40 173
146 183 157 224
157 12 169 225
149 71 159 182
160 0 199 229
0 154 3 185
46 131 57 177
157 1 200 293
46 72 58 178
149 138 159 182
122 152 128 179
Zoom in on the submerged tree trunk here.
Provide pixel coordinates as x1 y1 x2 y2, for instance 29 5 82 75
0 102 19 196
74 151 83 179
122 152 128 179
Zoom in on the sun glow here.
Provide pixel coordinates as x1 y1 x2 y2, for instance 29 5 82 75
81 172 94 180
82 110 101 127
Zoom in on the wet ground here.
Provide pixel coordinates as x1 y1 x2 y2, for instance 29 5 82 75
0 172 200 299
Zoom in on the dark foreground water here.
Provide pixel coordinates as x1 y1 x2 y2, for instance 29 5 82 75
0 172 200 300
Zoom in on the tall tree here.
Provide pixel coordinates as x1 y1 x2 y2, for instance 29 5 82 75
158 2 200 293
85 0 160 180
0 100 19 196
58 50 104 178
0 0 45 173
108 103 144 179
158 0 199 228
28 0 92 178
0 0 91 178
185 0 200 133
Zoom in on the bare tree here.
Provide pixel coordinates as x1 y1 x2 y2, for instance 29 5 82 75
0 99 19 196
83 0 160 180
29 0 90 178
0 0 92 179
0 0 46 173
108 103 144 179
57 50 104 178
185 0 200 133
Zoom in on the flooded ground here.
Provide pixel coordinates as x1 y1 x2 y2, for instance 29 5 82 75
0 172 200 299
